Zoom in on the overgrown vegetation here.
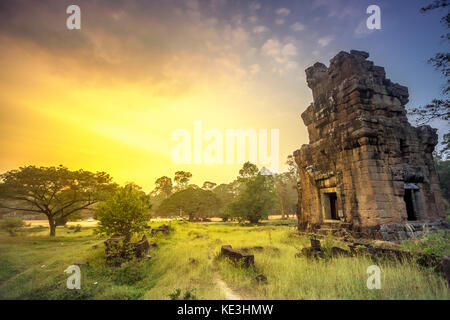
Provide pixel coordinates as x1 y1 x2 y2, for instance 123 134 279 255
95 184 151 242
0 221 448 300
0 217 25 236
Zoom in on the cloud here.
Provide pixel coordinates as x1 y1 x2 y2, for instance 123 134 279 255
248 15 258 23
249 64 261 75
253 25 269 33
274 8 290 25
262 39 281 58
281 43 297 57
290 22 305 31
318 36 333 48
261 38 298 74
354 19 375 38
311 0 359 19
249 1 261 11
276 8 291 16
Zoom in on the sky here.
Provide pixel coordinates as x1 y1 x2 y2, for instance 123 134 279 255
0 0 448 192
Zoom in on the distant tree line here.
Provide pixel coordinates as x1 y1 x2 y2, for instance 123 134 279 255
151 157 298 223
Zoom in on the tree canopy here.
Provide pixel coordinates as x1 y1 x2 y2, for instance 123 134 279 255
157 186 220 221
95 184 151 242
225 171 277 223
411 0 449 157
152 176 173 199
0 165 117 236
174 171 192 192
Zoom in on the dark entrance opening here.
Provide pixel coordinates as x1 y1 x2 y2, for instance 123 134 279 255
328 193 338 220
404 189 417 221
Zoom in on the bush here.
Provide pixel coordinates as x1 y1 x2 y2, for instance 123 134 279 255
168 288 198 300
226 174 276 223
96 184 151 242
0 217 25 236
402 230 450 268
112 259 146 285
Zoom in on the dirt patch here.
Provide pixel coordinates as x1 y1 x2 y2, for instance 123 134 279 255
209 250 244 300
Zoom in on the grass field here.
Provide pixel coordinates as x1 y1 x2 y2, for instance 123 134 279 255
0 220 449 300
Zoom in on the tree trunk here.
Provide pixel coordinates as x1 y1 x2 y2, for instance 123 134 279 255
280 201 286 219
49 219 56 237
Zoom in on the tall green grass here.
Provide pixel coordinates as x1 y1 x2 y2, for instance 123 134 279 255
0 221 448 299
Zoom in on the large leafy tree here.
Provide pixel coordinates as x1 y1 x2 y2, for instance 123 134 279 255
226 173 277 224
151 176 173 199
173 171 192 192
157 186 220 221
238 162 259 180
0 165 117 236
411 0 450 157
273 172 297 219
95 184 151 242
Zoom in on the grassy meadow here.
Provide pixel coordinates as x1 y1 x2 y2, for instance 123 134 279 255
0 219 449 300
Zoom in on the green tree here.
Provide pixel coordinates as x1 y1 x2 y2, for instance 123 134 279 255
157 186 220 221
238 162 259 179
151 176 173 199
174 171 192 192
0 217 25 236
412 1 449 157
202 181 217 190
0 165 117 236
435 153 450 219
286 154 300 177
96 184 151 242
226 174 277 223
273 172 297 219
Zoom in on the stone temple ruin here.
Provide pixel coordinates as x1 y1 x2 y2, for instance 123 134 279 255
294 50 449 241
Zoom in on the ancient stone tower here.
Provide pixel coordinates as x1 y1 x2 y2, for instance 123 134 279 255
294 50 448 240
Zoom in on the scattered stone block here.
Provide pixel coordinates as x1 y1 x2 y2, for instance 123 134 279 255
132 235 150 258
151 224 170 235
221 245 254 268
74 260 89 266
310 239 321 250
255 274 267 282
301 247 324 259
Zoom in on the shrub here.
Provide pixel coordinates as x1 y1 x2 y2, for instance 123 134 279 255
168 288 198 300
226 174 277 223
0 217 25 236
96 184 151 242
112 259 146 285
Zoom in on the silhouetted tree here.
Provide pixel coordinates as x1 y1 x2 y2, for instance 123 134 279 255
0 165 117 236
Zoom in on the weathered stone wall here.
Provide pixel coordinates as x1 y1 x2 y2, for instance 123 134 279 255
294 50 447 240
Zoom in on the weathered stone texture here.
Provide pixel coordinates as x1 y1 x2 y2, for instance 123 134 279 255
294 50 447 240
